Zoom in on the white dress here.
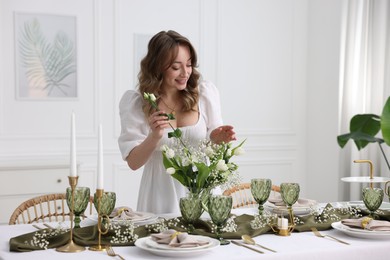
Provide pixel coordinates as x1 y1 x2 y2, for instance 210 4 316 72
118 81 223 214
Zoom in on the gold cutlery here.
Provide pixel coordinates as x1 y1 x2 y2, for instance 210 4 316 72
311 227 350 245
231 240 264 254
241 235 277 253
106 245 125 260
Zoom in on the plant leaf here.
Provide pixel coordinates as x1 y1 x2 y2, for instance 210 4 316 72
381 96 390 146
194 162 210 189
337 114 382 149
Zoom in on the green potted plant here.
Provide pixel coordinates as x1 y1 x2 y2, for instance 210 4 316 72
337 96 390 172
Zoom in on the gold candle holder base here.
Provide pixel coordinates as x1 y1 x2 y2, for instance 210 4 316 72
270 224 294 236
89 189 110 252
56 176 86 253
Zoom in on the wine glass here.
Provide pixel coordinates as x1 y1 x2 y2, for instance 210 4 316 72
280 183 300 225
179 195 203 233
66 187 90 228
362 187 384 218
208 195 232 245
94 191 116 229
250 178 272 215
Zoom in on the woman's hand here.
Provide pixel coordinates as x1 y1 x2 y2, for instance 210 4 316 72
148 110 170 139
210 125 236 144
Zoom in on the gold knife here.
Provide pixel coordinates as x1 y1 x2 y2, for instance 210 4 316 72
231 240 264 254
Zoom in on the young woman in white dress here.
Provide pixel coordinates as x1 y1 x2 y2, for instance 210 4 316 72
118 30 236 214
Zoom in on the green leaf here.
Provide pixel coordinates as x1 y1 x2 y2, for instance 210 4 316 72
381 96 390 146
194 163 210 189
337 114 382 149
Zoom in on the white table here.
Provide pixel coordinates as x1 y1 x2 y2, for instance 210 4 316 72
1 208 389 260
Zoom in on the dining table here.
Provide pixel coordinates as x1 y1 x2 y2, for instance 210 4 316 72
1 203 390 260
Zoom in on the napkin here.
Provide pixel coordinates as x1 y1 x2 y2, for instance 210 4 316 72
151 229 209 248
341 217 390 231
109 206 148 221
268 192 316 208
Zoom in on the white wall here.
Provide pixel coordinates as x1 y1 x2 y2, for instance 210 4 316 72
0 0 345 223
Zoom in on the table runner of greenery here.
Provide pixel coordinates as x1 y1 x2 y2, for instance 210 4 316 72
9 204 390 252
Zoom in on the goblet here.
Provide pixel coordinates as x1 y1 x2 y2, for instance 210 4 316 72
362 187 383 218
179 195 203 233
250 178 272 215
66 187 90 228
208 195 232 245
280 183 300 226
93 191 116 228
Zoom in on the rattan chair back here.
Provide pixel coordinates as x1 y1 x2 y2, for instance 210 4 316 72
8 193 94 225
223 183 280 209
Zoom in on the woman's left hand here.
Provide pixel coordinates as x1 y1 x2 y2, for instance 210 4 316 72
210 125 236 144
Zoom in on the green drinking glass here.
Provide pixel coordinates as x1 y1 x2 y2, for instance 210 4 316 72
362 187 384 218
208 195 232 245
66 187 90 228
250 178 272 215
179 194 203 233
94 191 116 216
280 183 300 208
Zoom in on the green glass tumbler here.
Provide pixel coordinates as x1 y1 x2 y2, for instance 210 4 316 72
250 178 272 215
280 183 300 207
66 187 90 228
208 195 232 245
362 187 383 218
180 194 203 233
94 191 116 216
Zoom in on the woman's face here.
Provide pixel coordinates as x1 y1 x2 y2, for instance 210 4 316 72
161 45 192 92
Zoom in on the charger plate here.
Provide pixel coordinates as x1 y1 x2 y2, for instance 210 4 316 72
332 221 390 239
135 236 219 257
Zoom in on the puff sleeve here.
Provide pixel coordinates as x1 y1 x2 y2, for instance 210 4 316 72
118 90 150 160
199 81 224 138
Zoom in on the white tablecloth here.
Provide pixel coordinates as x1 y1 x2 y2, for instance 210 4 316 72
1 207 389 260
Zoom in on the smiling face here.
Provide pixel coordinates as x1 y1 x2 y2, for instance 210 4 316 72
161 44 192 93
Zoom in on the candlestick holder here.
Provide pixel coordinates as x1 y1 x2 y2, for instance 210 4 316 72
56 176 86 252
89 189 111 251
269 209 295 236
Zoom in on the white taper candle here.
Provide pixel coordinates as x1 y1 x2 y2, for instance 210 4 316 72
97 124 104 189
70 112 77 177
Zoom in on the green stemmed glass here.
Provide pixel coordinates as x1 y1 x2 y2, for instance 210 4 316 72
362 187 384 218
66 187 90 228
208 195 232 245
94 191 116 229
180 194 203 233
280 183 300 225
250 178 272 215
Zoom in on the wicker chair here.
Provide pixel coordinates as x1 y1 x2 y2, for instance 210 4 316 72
223 183 280 209
8 193 94 225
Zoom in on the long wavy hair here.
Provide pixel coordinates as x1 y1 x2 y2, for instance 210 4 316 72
138 30 201 116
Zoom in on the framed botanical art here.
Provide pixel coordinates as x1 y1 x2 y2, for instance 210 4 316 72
14 13 77 99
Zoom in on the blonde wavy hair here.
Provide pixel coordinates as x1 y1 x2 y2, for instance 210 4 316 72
137 30 201 116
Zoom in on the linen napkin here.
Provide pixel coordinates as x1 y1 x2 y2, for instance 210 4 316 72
151 229 209 248
109 206 148 221
341 217 390 231
268 192 316 207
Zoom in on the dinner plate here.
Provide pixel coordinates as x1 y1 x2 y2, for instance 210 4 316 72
347 201 390 210
331 221 390 239
87 212 158 225
135 236 219 257
144 235 213 251
264 202 315 216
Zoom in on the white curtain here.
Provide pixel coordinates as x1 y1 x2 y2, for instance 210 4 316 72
338 0 390 201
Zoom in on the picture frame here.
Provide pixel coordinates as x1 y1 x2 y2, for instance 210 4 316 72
14 12 77 100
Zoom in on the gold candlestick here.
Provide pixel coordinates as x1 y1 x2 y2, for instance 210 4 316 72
56 176 86 252
89 189 110 251
269 210 295 236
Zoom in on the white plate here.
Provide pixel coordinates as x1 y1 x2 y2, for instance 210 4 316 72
135 236 219 257
264 202 315 216
87 212 158 225
341 176 390 183
331 221 390 239
144 235 212 251
346 201 390 210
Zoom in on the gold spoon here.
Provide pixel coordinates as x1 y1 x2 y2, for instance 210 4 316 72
241 235 277 253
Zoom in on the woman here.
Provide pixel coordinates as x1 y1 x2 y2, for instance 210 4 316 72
118 30 236 214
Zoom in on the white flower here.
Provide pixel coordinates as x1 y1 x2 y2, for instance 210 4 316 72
165 148 175 159
149 93 156 102
216 160 228 171
181 157 191 167
160 144 168 151
166 167 175 175
233 147 245 156
226 149 232 157
205 146 214 157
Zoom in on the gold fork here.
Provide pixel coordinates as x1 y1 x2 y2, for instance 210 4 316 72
106 245 125 260
311 227 350 245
